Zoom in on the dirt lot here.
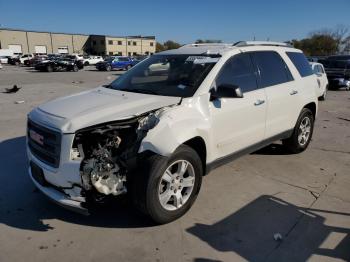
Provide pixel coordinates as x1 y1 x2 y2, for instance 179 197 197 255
0 65 349 262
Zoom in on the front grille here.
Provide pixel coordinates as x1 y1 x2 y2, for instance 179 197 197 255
27 119 61 168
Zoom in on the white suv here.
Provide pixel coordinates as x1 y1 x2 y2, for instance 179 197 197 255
27 41 318 223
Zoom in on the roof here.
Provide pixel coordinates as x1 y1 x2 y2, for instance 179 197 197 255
157 41 295 56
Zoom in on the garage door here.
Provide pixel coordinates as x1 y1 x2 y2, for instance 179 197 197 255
8 44 22 54
58 46 69 54
35 45 47 54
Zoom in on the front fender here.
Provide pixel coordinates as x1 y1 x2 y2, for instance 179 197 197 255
138 96 211 161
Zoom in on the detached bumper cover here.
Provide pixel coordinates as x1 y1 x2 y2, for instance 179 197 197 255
28 166 89 215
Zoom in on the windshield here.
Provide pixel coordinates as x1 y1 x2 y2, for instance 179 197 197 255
109 54 218 97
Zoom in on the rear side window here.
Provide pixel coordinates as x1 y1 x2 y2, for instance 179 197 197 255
252 51 293 88
286 52 313 77
216 53 258 93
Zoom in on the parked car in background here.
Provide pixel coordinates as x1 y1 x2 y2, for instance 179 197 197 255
20 54 34 64
34 57 83 72
307 56 327 63
0 62 2 69
69 53 84 61
0 56 10 64
83 55 104 66
96 56 137 71
8 56 21 65
319 57 350 90
310 62 328 100
27 41 318 224
24 55 48 67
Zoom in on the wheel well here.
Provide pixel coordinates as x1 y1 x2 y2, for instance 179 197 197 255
183 137 207 175
304 102 316 118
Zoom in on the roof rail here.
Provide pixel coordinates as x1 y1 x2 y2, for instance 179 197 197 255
180 43 233 48
233 41 292 48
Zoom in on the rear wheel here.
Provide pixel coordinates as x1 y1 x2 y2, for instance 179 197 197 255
84 61 89 66
132 145 202 224
106 65 111 71
72 65 79 72
282 108 314 153
126 65 132 70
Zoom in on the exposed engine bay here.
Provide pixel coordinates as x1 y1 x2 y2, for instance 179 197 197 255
72 109 163 201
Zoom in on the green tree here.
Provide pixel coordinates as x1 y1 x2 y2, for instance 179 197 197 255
156 42 166 52
195 39 222 44
163 40 181 50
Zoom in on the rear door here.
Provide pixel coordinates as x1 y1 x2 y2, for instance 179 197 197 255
210 53 267 158
251 51 297 138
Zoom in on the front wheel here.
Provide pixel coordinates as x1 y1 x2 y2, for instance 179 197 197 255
106 65 111 71
282 108 314 153
132 145 203 224
72 65 79 72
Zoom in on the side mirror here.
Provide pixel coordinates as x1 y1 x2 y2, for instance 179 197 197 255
210 84 243 101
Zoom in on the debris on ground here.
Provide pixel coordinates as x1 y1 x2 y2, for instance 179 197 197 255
14 100 25 104
273 233 283 241
3 85 21 93
337 117 350 122
72 81 84 84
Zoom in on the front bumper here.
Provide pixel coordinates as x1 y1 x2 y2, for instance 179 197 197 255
28 164 89 215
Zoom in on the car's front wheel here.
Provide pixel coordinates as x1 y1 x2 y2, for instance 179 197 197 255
133 145 202 224
283 108 314 153
106 65 111 71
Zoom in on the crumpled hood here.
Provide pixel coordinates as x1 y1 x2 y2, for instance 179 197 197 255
29 87 181 133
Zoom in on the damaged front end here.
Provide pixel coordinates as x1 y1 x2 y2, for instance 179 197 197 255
72 109 164 205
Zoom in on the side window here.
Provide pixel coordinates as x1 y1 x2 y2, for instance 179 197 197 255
286 52 313 77
312 65 318 74
252 51 293 88
216 53 258 93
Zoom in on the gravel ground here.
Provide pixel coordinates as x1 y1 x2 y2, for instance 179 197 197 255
0 65 349 262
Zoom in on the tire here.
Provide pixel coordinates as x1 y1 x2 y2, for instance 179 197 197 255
132 145 203 224
72 65 79 72
282 108 314 153
319 85 327 101
84 61 89 66
106 65 111 71
126 65 132 70
46 65 53 72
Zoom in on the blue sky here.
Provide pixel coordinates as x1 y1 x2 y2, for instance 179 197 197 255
0 0 349 43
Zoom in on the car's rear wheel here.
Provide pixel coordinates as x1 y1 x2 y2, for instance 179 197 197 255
126 65 132 70
106 65 111 71
282 108 314 153
132 145 202 224
84 61 89 66
72 65 79 72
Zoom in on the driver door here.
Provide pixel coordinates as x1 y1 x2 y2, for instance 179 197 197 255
210 53 267 159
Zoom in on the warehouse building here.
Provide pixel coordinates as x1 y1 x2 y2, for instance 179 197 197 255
0 28 156 56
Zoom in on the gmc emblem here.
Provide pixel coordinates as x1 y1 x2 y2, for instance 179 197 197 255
29 130 44 145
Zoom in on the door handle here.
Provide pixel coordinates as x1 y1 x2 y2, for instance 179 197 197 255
290 90 298 95
254 99 265 106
